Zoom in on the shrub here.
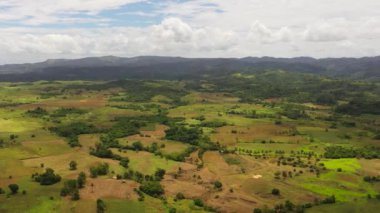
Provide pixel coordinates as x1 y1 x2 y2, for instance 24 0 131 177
175 192 185 200
69 160 77 170
214 181 223 189
139 181 164 197
193 199 204 207
8 184 19 194
90 163 109 178
272 188 280 195
97 199 106 213
34 168 61 185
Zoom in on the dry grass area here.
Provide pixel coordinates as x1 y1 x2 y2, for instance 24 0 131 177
161 151 322 212
359 159 380 176
19 97 107 110
80 179 139 200
211 124 306 146
79 134 101 152
120 124 168 145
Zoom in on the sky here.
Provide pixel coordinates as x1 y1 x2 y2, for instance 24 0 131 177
0 0 380 64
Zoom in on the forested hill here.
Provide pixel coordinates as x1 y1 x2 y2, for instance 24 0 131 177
0 56 380 81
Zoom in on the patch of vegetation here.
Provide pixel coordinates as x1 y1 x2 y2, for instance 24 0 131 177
33 168 61 185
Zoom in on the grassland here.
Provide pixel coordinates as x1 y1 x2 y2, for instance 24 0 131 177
0 80 379 213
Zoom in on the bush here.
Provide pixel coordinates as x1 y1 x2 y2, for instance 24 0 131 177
272 188 280 195
77 172 86 188
139 181 164 197
165 126 202 145
175 192 185 200
8 184 19 194
69 161 77 170
214 181 223 189
154 168 166 181
97 199 106 213
90 143 114 158
253 208 262 213
90 163 109 178
119 157 130 168
34 168 61 185
193 199 204 207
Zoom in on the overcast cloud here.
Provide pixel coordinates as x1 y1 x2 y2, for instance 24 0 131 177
0 0 380 64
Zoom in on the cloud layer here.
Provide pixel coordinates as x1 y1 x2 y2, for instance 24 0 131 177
1 0 380 64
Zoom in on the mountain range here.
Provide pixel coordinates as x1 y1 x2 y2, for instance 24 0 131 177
0 56 379 81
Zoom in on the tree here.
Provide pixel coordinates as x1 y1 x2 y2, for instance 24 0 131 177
285 200 295 211
8 184 19 194
90 163 109 178
34 168 61 185
193 199 204 207
71 189 80 201
253 208 262 213
175 192 185 200
119 157 130 168
69 161 77 170
154 168 166 181
139 181 164 197
272 188 280 195
97 199 106 213
132 141 143 151
77 172 86 188
214 180 223 189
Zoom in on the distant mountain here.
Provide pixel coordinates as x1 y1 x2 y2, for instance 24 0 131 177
0 56 379 81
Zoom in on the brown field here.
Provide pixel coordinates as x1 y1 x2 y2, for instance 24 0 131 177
211 124 306 146
80 179 139 200
19 97 107 110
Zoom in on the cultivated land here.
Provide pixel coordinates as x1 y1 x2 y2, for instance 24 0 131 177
0 72 379 213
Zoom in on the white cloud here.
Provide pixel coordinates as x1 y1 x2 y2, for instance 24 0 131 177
0 18 240 63
1 0 380 63
249 21 292 44
0 0 143 25
303 23 348 42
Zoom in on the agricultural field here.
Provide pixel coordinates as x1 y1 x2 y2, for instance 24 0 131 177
0 75 379 213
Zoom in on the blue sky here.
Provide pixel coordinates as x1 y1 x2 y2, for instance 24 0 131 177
0 0 380 64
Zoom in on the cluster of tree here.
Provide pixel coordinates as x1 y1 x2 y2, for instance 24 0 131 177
324 146 380 159
111 103 161 112
119 139 197 162
336 99 380 115
139 181 164 198
90 143 114 158
165 125 202 145
107 118 143 138
253 195 336 213
60 172 86 201
96 199 106 213
49 122 97 147
32 168 61 185
26 107 48 117
363 176 380 183
89 163 109 178
123 168 166 183
280 104 308 120
50 107 87 117
211 70 380 109
108 80 187 103
200 120 227 128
